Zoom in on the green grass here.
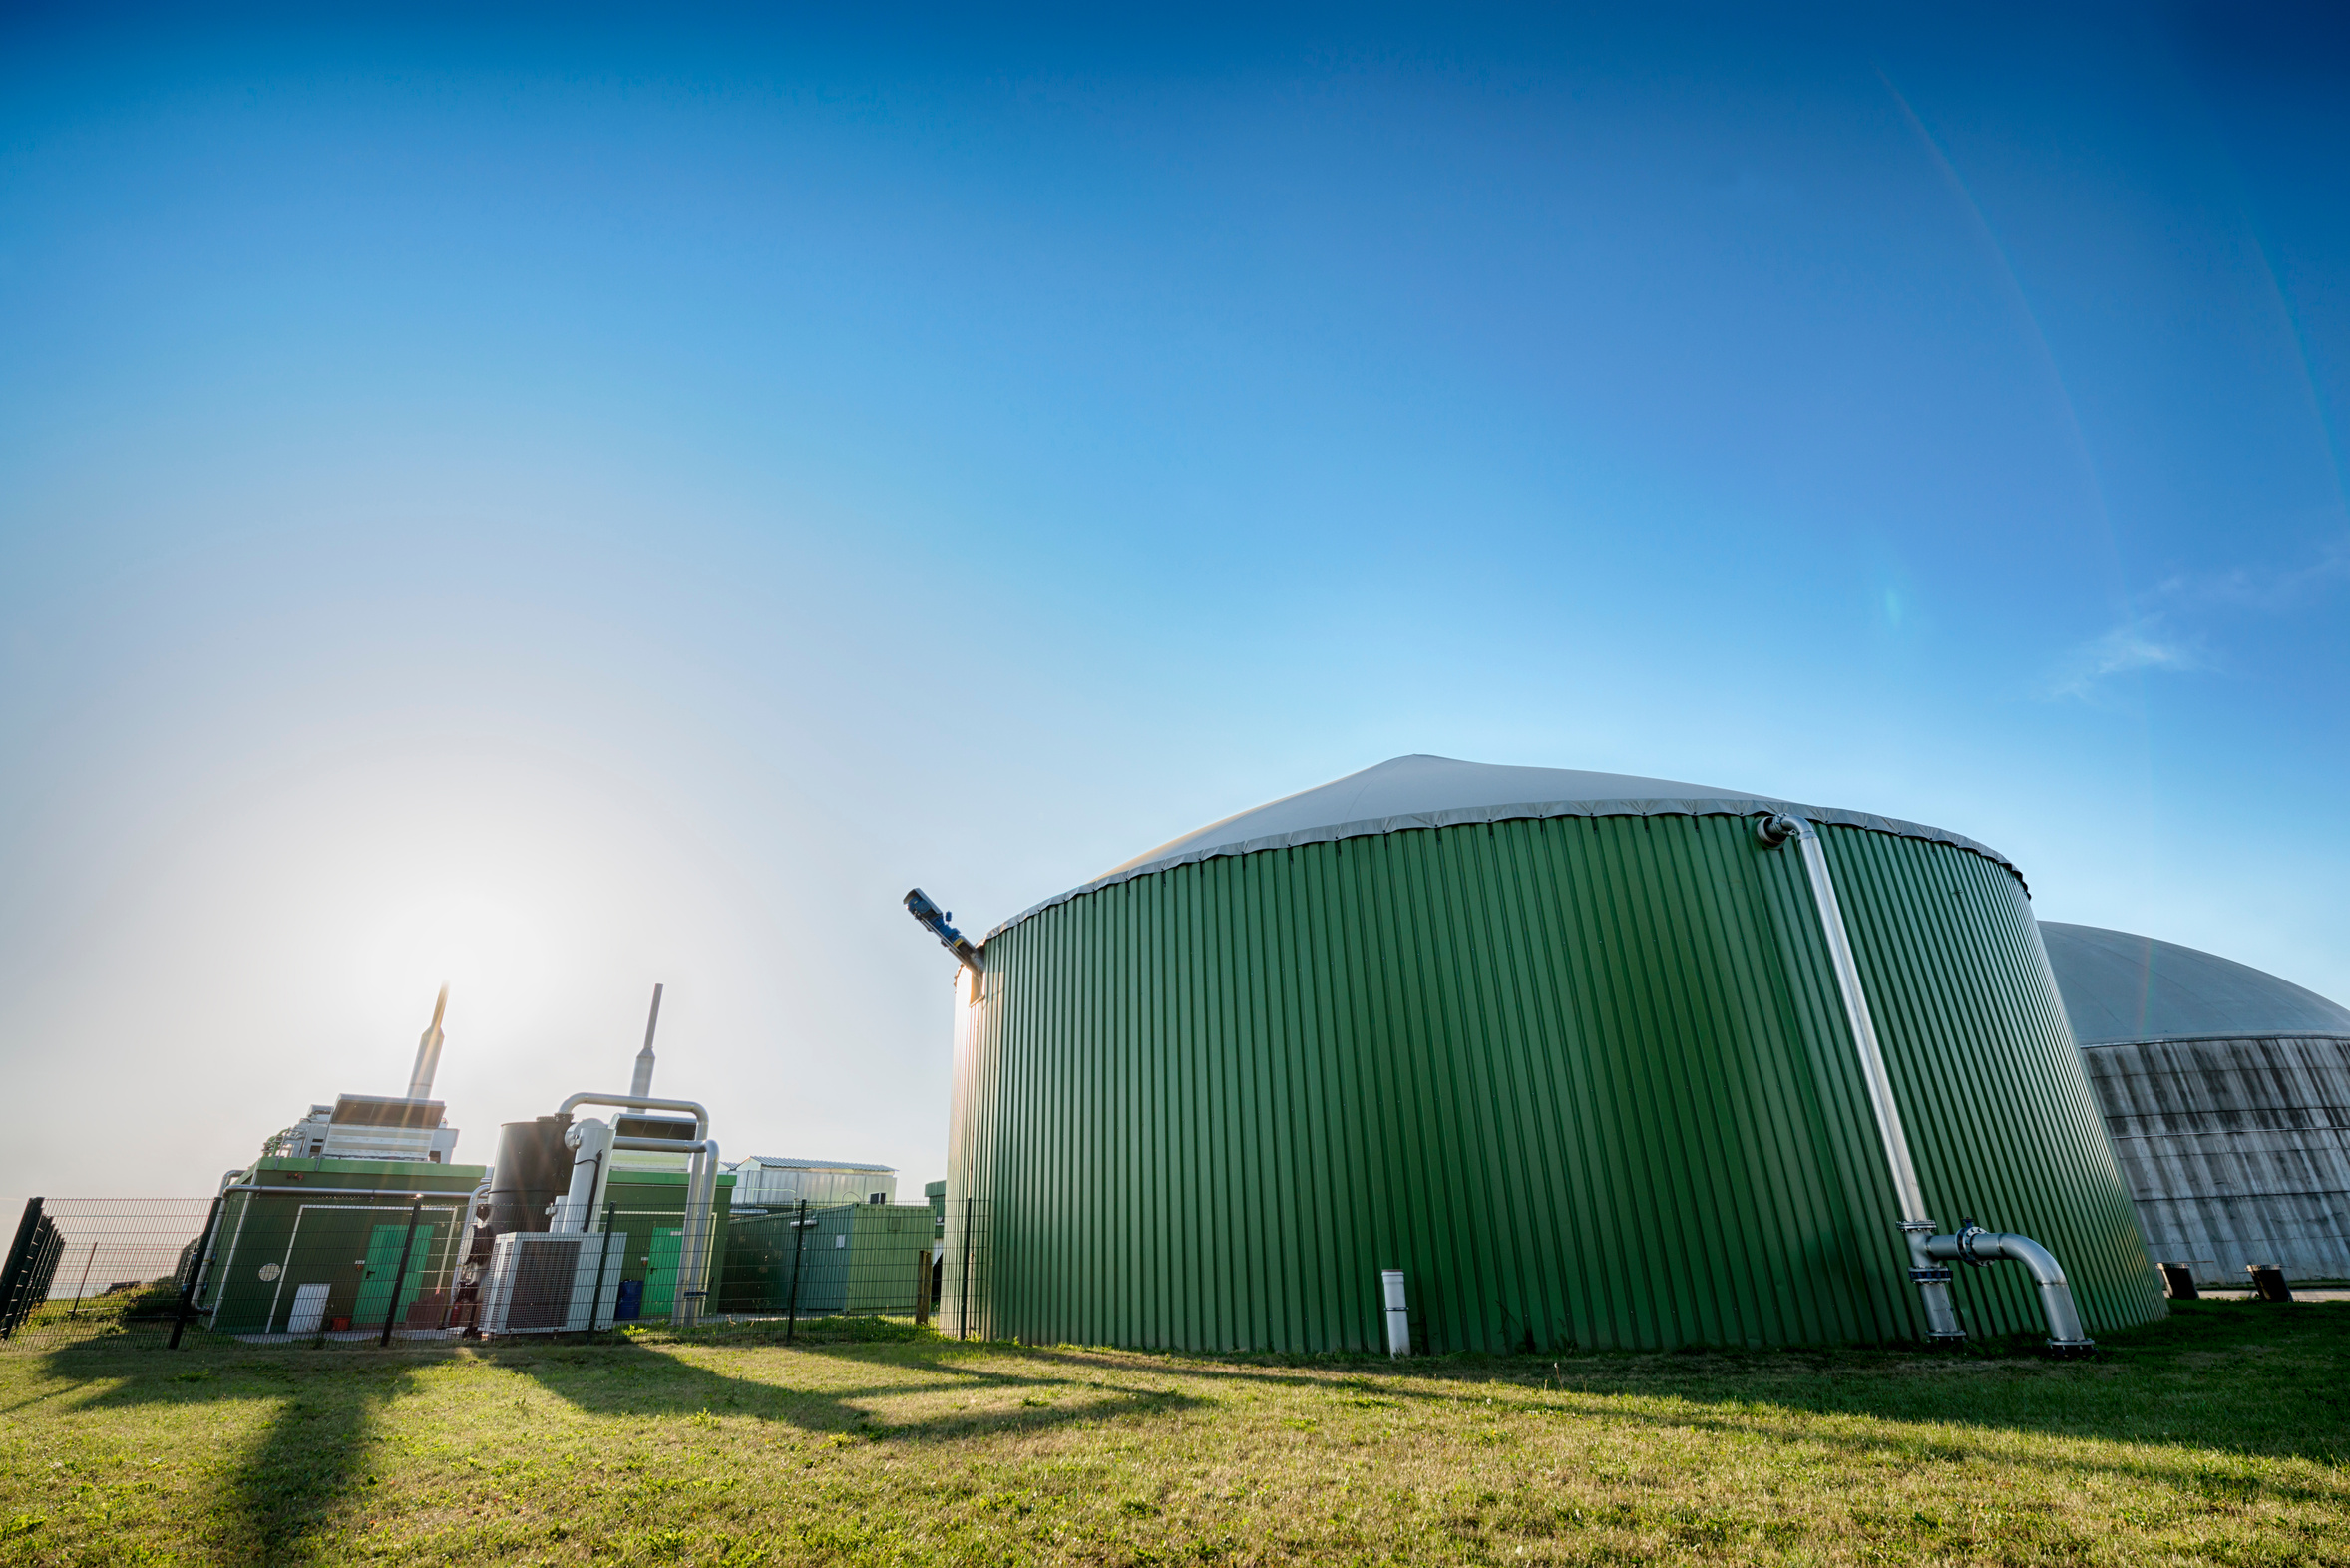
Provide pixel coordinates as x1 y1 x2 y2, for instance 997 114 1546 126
1 1303 2344 1565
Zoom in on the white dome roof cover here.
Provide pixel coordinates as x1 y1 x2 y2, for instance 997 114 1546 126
2040 921 2350 1046
987 753 2016 941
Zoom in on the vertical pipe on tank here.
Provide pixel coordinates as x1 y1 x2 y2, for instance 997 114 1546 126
1762 815 1966 1343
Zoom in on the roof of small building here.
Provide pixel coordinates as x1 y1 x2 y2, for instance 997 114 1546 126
2040 921 2350 1046
734 1156 897 1174
988 753 2016 940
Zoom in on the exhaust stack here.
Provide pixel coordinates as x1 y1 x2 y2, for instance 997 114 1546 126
406 984 450 1101
631 983 664 1099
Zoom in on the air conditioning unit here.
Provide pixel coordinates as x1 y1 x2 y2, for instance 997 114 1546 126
479 1231 627 1335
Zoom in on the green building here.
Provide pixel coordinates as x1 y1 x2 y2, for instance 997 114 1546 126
197 1156 486 1336
943 755 2164 1354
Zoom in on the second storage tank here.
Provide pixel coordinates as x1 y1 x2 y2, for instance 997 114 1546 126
2042 921 2350 1285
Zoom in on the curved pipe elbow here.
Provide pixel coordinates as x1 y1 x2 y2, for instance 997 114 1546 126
1977 1232 2068 1288
1923 1227 2094 1352
1923 1228 2066 1285
558 1092 710 1138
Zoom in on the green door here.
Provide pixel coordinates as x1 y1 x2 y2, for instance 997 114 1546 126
353 1223 434 1329
643 1228 683 1319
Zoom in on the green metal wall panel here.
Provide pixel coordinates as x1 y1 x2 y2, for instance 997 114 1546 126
945 812 2164 1352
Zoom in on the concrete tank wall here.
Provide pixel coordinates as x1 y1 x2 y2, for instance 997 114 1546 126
2078 1033 2350 1283
2042 921 2350 1286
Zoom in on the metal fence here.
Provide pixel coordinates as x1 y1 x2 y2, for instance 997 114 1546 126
711 1197 1000 1340
0 1194 999 1351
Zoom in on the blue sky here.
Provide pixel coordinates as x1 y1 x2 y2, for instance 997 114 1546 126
3 6 2344 1200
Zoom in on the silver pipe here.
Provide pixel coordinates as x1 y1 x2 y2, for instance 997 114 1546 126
673 1137 719 1328
1764 814 1965 1342
1380 1270 1410 1358
1925 1226 2095 1352
558 1092 708 1137
594 1133 720 1325
1784 820 1930 1218
553 1118 612 1233
555 1092 716 1326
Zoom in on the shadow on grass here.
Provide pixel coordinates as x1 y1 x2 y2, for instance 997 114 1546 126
28 1337 423 1562
964 1299 2350 1468
491 1298 2350 1495
12 1297 2341 1560
10 1316 1204 1559
487 1319 1210 1444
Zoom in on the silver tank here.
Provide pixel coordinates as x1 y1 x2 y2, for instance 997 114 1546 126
2042 921 2350 1285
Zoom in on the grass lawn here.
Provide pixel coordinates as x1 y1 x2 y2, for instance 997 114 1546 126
0 1302 2344 1566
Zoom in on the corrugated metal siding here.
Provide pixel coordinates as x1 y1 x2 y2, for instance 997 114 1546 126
944 814 2162 1350
1815 826 2167 1338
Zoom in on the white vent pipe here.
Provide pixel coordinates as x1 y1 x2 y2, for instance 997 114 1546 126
1381 1270 1410 1358
630 983 663 1100
406 984 449 1101
552 1117 613 1233
1758 814 2093 1353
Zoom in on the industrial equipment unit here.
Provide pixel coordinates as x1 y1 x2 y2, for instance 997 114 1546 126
470 988 735 1330
925 755 2165 1354
194 988 485 1336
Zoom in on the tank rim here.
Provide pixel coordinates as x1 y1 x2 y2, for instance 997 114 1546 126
982 795 2024 944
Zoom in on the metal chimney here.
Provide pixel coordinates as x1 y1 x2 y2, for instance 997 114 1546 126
406 984 449 1100
630 983 663 1099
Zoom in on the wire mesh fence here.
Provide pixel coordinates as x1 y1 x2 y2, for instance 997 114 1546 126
710 1197 992 1339
0 1198 214 1349
0 1193 1000 1352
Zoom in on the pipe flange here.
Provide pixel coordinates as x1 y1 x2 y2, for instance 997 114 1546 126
1956 1225 1992 1267
2046 1339 2097 1359
1908 1266 1954 1285
1756 813 1801 847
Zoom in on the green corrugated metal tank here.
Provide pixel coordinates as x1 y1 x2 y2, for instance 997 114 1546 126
943 755 2163 1353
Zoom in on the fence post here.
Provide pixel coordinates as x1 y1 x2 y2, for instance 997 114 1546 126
0 1198 44 1340
914 1249 930 1327
67 1241 98 1319
379 1200 424 1348
958 1198 973 1342
785 1199 808 1343
168 1195 226 1350
587 1200 616 1335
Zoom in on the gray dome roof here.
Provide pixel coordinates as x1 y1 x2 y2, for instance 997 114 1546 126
987 754 2016 941
2040 921 2350 1046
